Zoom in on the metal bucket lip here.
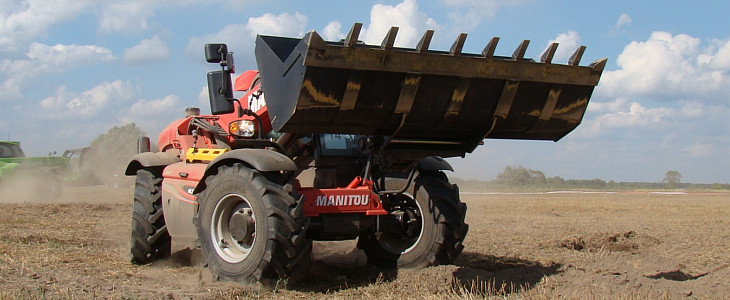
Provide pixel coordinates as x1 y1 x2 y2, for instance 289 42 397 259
259 28 606 86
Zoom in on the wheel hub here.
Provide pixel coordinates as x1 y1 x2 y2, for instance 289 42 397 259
229 209 255 244
377 193 424 255
389 207 420 239
210 194 257 263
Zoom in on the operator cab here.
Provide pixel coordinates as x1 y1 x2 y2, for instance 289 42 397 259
310 134 365 189
0 142 24 158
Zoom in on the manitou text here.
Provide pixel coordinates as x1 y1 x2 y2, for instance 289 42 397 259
315 194 370 206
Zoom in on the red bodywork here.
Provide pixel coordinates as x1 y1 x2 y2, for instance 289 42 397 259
162 162 207 205
160 70 384 218
157 70 271 154
299 177 388 217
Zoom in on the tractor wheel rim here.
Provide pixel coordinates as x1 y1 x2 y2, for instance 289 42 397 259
210 193 256 263
378 192 424 255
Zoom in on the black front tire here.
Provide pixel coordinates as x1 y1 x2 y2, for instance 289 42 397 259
358 171 468 268
195 163 311 283
130 168 171 264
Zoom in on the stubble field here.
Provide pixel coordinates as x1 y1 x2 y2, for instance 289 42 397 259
0 185 728 299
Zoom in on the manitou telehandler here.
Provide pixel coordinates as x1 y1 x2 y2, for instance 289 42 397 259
125 23 606 283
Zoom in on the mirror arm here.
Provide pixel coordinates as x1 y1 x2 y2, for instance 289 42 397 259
231 98 244 118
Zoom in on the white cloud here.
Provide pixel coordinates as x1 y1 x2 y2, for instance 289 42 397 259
706 39 730 69
96 0 152 33
0 0 91 54
185 12 308 66
244 12 308 38
679 101 704 118
362 0 439 47
322 21 344 41
597 31 729 102
197 86 210 112
598 102 675 128
317 2 440 48
27 42 114 65
186 24 248 61
39 80 136 119
122 35 170 65
129 95 181 116
0 0 257 55
546 30 581 63
0 42 115 102
441 0 524 30
578 102 676 138
95 0 252 34
587 97 630 113
119 93 192 139
615 13 632 30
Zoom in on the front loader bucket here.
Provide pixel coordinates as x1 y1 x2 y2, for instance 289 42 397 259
255 23 606 158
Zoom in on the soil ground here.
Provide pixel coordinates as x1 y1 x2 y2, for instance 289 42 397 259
1 185 728 299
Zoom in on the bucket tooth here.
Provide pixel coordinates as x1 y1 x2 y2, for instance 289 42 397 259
416 30 434 53
381 27 399 49
541 43 559 63
345 23 363 47
481 37 500 58
590 58 608 72
450 33 467 56
568 45 586 66
512 40 530 60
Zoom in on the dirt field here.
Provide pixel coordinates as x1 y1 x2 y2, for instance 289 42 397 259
1 185 728 299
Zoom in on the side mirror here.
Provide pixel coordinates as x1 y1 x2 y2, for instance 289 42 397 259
207 70 235 115
205 43 235 73
205 44 227 63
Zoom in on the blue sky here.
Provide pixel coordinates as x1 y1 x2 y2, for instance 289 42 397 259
1 0 729 183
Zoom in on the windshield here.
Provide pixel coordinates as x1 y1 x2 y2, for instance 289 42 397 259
318 134 361 157
0 143 25 158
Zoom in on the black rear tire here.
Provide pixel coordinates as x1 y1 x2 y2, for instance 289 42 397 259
130 168 171 264
358 171 468 268
195 163 311 284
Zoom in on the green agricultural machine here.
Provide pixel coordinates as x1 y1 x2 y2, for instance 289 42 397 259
0 141 87 198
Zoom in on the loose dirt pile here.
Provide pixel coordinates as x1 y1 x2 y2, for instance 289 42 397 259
1 187 728 299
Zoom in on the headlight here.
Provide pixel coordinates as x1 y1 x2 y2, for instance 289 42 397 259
229 120 255 137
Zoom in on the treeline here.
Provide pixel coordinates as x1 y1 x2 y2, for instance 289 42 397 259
451 165 730 192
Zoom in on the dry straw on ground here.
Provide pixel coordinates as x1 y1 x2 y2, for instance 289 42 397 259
1 186 728 299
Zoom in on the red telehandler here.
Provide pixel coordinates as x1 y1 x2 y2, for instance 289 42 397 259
125 23 606 283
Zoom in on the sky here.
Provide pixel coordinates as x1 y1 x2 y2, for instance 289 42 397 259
1 0 729 184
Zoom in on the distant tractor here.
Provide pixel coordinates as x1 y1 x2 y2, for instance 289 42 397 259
126 23 606 283
0 141 73 198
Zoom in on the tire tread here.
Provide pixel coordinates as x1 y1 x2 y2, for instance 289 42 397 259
130 168 171 265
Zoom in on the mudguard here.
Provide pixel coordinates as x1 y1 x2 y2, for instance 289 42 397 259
192 149 296 194
418 156 453 172
125 151 182 175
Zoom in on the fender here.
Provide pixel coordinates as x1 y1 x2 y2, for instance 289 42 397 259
193 149 296 194
417 156 453 172
125 151 182 175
